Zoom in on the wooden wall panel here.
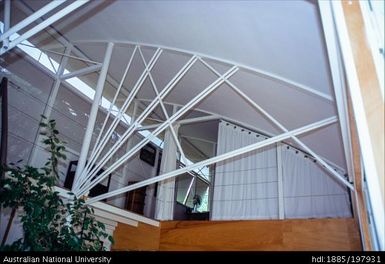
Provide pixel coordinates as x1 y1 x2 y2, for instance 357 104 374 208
159 218 361 251
342 0 384 204
112 222 160 251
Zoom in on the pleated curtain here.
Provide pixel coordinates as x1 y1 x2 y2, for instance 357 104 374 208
212 121 278 220
282 147 352 218
212 120 351 220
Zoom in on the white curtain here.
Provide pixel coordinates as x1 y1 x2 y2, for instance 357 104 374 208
212 120 352 220
282 147 352 218
155 126 178 220
212 121 278 220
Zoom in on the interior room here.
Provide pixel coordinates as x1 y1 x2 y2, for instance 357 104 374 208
0 0 383 251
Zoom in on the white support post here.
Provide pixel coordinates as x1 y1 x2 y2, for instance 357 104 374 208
199 57 353 190
77 66 238 197
60 64 102 80
0 0 89 56
0 0 67 43
2 0 11 49
28 44 72 166
276 143 284 219
86 116 338 204
73 42 114 193
154 119 179 220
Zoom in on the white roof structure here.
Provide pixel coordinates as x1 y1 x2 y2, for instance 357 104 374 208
1 0 385 251
14 0 346 170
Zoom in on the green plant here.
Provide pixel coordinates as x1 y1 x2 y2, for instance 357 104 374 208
0 116 113 251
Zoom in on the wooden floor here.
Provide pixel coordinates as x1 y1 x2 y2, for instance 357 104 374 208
113 218 362 251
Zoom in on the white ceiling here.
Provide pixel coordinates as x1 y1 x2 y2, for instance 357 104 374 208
16 0 346 169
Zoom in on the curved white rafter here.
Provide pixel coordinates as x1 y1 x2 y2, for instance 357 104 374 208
72 40 334 102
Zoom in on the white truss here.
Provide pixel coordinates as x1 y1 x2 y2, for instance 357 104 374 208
55 41 355 204
0 0 89 55
0 2 351 204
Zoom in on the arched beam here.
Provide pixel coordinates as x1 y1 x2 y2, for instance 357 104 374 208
72 40 334 103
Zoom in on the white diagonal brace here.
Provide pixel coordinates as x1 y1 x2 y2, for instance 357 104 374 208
77 66 238 196
79 66 237 195
80 48 162 182
85 48 161 165
86 116 338 204
60 63 102 80
86 46 138 168
0 0 89 56
138 47 186 160
72 42 114 191
74 55 199 193
183 175 195 205
199 58 353 190
0 0 67 43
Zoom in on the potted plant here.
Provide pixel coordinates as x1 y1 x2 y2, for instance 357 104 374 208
0 116 113 251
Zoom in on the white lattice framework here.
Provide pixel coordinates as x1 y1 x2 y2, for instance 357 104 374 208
38 41 353 205
0 0 355 206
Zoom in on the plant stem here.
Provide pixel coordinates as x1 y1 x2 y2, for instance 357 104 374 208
1 207 16 246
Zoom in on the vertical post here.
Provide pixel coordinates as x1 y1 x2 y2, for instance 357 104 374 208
3 0 11 50
121 100 139 200
28 45 72 166
0 78 8 177
276 143 284 219
73 42 114 193
154 106 179 220
0 77 8 244
143 147 160 218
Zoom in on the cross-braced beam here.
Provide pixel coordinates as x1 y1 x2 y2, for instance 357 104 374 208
74 52 196 193
86 116 338 204
137 47 186 160
76 65 238 197
72 42 114 191
73 54 199 194
73 48 163 191
0 0 89 56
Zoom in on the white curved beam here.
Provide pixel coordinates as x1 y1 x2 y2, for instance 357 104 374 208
72 40 334 102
